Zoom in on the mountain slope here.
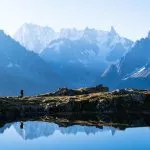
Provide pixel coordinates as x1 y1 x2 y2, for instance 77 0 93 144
100 34 150 90
118 61 150 89
41 38 106 88
0 30 62 96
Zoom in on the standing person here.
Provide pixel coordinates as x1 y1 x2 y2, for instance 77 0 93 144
20 122 24 129
20 89 24 98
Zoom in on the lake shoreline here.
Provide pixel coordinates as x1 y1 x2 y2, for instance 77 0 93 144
0 112 150 131
0 86 150 128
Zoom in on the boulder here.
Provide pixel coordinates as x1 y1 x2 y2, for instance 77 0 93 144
54 88 77 96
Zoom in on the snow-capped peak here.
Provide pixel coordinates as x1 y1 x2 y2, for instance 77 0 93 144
14 23 58 53
13 23 133 60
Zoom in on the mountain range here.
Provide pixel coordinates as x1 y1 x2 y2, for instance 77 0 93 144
13 23 134 90
14 23 133 62
0 23 149 95
0 30 62 96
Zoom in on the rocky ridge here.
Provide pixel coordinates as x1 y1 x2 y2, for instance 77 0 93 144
0 85 150 122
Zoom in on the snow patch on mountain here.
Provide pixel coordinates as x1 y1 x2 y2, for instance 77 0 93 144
14 23 133 62
14 23 58 53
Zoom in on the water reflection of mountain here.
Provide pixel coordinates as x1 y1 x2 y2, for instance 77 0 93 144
11 121 117 140
0 123 11 134
13 122 57 140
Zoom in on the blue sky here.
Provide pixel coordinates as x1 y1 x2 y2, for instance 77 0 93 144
0 0 150 41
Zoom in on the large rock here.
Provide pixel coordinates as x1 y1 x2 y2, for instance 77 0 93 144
53 85 109 96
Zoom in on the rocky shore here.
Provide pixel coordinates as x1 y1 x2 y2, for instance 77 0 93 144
0 85 150 122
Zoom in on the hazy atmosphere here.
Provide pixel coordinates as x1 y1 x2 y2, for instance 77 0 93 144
0 0 150 40
0 1 150 150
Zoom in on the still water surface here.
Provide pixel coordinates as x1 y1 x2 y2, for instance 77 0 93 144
0 121 150 150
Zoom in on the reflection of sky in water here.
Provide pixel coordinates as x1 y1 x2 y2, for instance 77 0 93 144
0 121 150 150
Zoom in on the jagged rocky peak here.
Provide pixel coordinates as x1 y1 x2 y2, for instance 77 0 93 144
83 27 98 38
84 27 97 32
110 26 118 35
60 28 78 33
14 23 133 56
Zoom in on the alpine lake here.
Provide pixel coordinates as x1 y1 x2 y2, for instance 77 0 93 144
0 114 150 150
